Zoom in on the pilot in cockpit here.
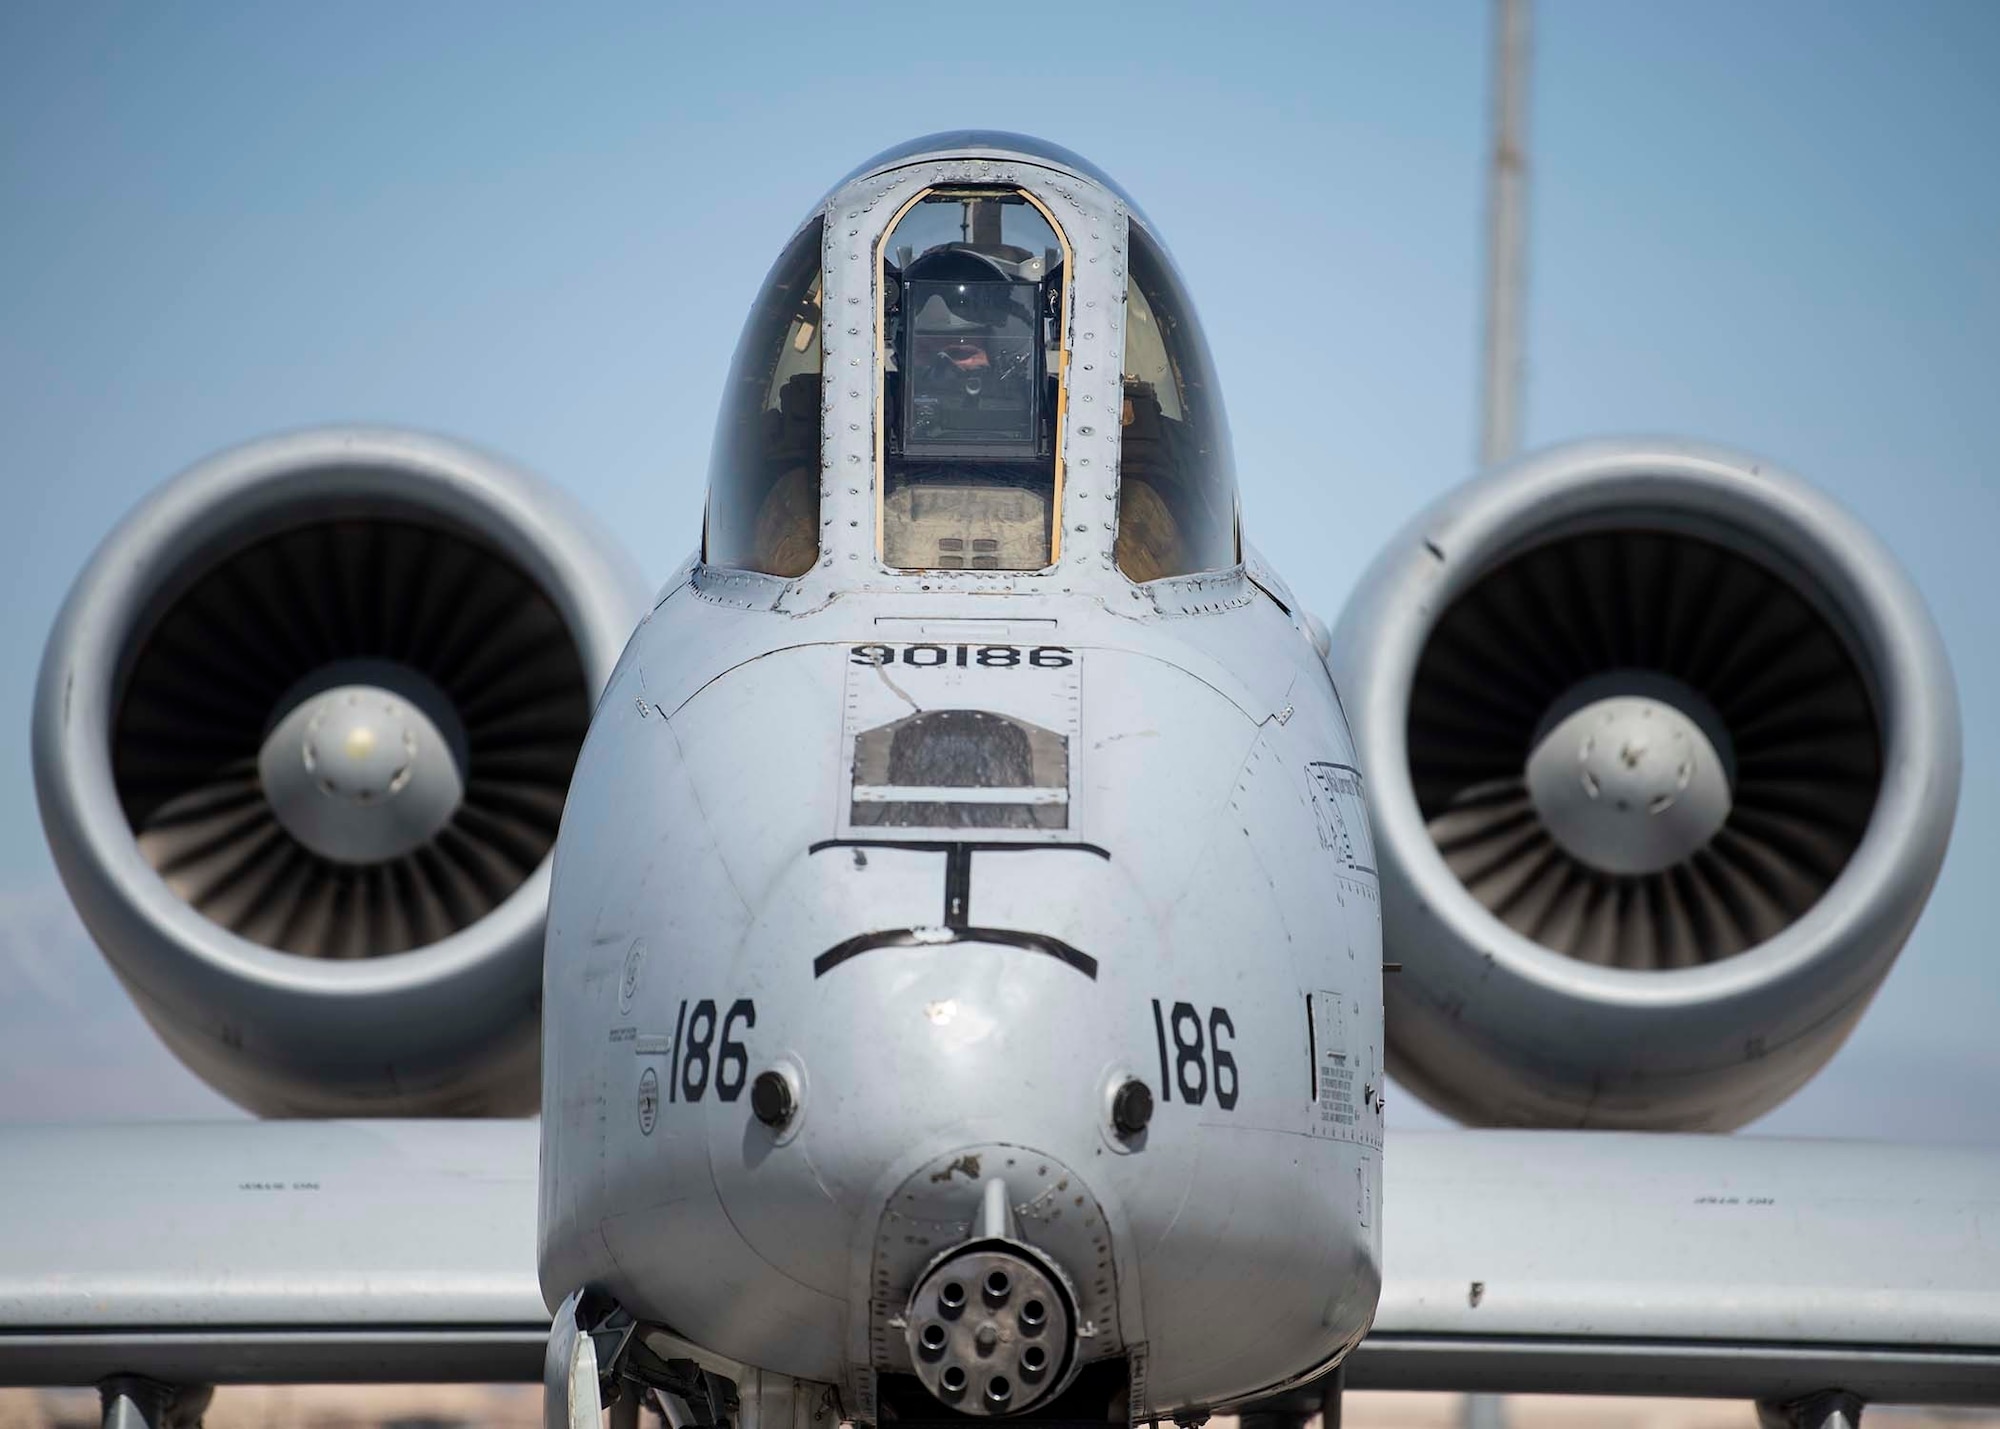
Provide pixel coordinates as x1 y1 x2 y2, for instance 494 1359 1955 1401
880 192 1064 571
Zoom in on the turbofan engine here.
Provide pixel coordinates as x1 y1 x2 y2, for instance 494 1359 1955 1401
33 428 648 1116
1331 441 1959 1130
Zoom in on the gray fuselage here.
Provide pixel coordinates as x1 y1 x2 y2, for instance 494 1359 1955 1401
539 137 1384 1423
540 565 1384 1417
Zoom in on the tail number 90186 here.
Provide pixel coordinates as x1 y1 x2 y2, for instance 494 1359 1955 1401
849 644 1073 669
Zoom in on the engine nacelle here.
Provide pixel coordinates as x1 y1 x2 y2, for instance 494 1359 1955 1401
34 428 648 1116
1331 441 1959 1130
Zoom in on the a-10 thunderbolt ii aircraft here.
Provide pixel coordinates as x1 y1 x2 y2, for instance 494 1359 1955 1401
8 133 1997 1426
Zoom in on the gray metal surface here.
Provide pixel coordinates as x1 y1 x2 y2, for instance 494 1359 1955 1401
904 1245 1070 1415
3 1122 1998 1401
32 427 649 1115
258 679 465 864
1346 1340 2000 1404
539 137 1386 1423
545 1290 598 1429
1358 1130 2000 1399
1524 689 1734 875
1477 0 1532 467
8 1331 544 1389
1329 440 1961 1130
97 1378 210 1429
0 1119 547 1384
0 1120 545 1328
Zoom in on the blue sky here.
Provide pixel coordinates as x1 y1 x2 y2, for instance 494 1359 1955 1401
1 2 1995 1133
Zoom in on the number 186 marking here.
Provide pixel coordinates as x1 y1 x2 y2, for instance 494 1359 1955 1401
1150 999 1238 1110
667 997 755 1104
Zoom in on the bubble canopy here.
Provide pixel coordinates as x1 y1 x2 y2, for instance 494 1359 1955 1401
704 135 1237 584
829 131 1148 222
703 216 824 578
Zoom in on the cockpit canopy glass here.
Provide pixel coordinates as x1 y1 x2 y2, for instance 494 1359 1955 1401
705 216 824 578
1116 223 1239 582
880 189 1066 571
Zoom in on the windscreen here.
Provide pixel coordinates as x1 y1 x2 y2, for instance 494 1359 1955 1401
705 217 824 578
1116 222 1238 582
880 189 1065 571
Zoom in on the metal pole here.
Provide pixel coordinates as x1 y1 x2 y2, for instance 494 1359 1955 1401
1465 0 1529 1350
1479 0 1533 467
99 1379 172 1429
1759 1392 1866 1429
1318 1365 1344 1429
98 1378 211 1429
1462 1392 1507 1429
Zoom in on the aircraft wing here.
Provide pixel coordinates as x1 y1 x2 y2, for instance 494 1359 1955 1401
2 1123 1996 1403
0 1120 548 1385
1347 1131 2000 1404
